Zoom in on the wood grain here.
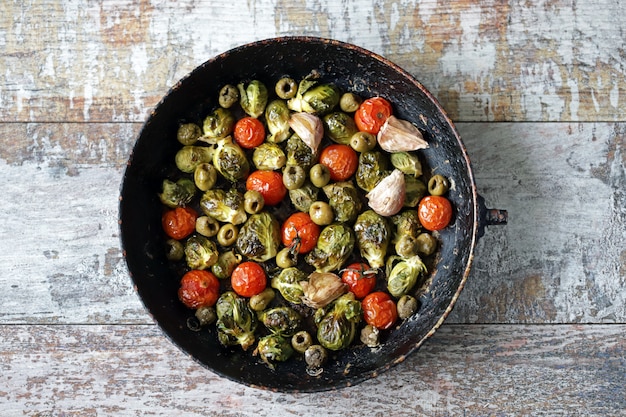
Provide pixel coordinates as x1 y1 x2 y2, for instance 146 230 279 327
1 1 625 123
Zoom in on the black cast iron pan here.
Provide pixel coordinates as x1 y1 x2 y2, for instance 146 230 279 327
119 36 507 392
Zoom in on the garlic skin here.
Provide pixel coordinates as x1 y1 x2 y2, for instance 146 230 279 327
300 272 347 309
365 169 406 216
377 116 429 152
288 112 324 154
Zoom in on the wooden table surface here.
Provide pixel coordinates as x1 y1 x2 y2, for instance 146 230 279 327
1 1 624 416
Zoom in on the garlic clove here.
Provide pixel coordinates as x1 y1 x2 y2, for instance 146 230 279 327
377 115 428 152
288 112 324 154
300 272 347 309
365 169 406 216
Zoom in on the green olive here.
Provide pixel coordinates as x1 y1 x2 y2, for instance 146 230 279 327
397 295 419 319
217 223 238 246
196 216 220 237
218 84 239 108
249 288 276 311
309 201 334 226
243 189 265 214
339 92 362 113
349 131 377 152
428 174 450 196
415 232 438 256
283 165 306 190
275 247 297 269
291 330 313 354
177 123 201 145
194 163 217 192
360 324 380 347
195 306 217 326
309 163 331 188
395 234 420 258
275 77 297 99
165 238 184 261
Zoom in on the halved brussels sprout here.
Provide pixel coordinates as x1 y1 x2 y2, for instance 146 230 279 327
391 210 422 239
286 134 316 170
271 267 308 304
175 145 215 173
356 151 390 192
305 223 355 273
289 83 340 115
289 181 319 213
252 142 286 171
323 111 358 145
177 123 201 145
211 249 242 280
265 99 292 143
322 181 362 223
202 107 235 140
237 80 268 118
256 334 294 369
184 235 219 270
199 188 247 225
390 151 423 177
385 255 428 297
354 210 391 269
315 293 362 351
236 212 280 262
159 178 196 208
216 291 258 350
260 306 302 337
212 136 250 183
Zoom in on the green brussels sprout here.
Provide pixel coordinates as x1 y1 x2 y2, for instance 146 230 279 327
158 178 196 208
289 181 319 213
323 111 358 145
252 142 286 171
175 145 215 173
256 334 294 369
199 188 247 225
322 181 362 223
211 249 242 279
177 123 201 145
403 175 427 208
249 288 275 311
305 223 355 273
394 234 420 258
286 72 320 113
260 306 302 337
212 136 250 183
355 151 390 192
391 210 422 239
165 238 184 261
216 291 258 350
236 212 280 262
218 84 239 108
265 99 292 143
315 293 362 351
286 134 316 170
390 151 423 177
237 80 268 118
385 255 428 298
184 235 219 270
271 267 308 304
353 210 391 269
289 82 340 115
202 107 235 140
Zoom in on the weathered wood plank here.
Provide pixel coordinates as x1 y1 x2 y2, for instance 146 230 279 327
1 0 625 123
1 324 624 416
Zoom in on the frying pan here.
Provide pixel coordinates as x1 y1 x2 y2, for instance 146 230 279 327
119 37 507 392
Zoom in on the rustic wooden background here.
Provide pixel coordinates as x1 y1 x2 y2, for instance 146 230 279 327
1 1 624 415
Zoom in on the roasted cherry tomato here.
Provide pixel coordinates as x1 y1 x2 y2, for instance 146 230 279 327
418 195 453 231
319 144 358 182
354 97 393 134
245 170 287 206
231 261 267 297
162 206 197 240
341 262 376 299
178 270 220 309
281 212 321 254
233 116 266 149
361 291 398 330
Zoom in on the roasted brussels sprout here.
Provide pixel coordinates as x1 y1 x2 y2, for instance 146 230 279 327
249 287 275 311
256 334 294 368
415 232 438 256
385 255 428 298
199 188 247 225
394 234 420 258
428 174 450 196
265 99 292 143
323 111 358 145
339 92 362 113
184 235 219 270
211 249 242 280
286 134 316 170
159 178 196 208
177 123 201 145
195 306 217 326
275 77 297 99
252 142 286 171
237 79 268 118
218 84 239 108
391 210 422 238
390 151 423 177
202 107 235 140
289 82 340 115
403 175 427 208
301 272 347 309
271 267 308 304
315 293 362 351
354 210 392 269
236 212 280 262
322 181 362 223
193 163 217 192
260 306 302 336
196 215 220 237
305 223 355 273
291 330 313 354
212 136 250 183
289 181 319 213
356 151 390 192
175 145 215 173
165 238 184 261
216 291 258 350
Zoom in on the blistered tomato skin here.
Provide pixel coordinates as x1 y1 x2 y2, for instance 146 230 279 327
418 195 453 231
354 97 393 134
231 261 267 297
178 270 220 309
162 206 198 240
245 170 287 206
319 144 358 182
281 212 321 254
234 116 266 149
361 291 398 330
341 262 376 299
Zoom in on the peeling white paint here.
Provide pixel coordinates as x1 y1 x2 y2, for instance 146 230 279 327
609 81 619 109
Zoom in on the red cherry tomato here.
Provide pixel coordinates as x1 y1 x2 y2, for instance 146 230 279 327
354 97 393 134
233 116 266 149
281 212 321 254
319 144 358 182
361 291 398 330
178 270 220 309
245 170 287 206
418 195 453 231
162 206 197 240
341 262 376 299
231 261 267 297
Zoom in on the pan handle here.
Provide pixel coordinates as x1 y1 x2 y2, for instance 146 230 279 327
477 194 508 239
